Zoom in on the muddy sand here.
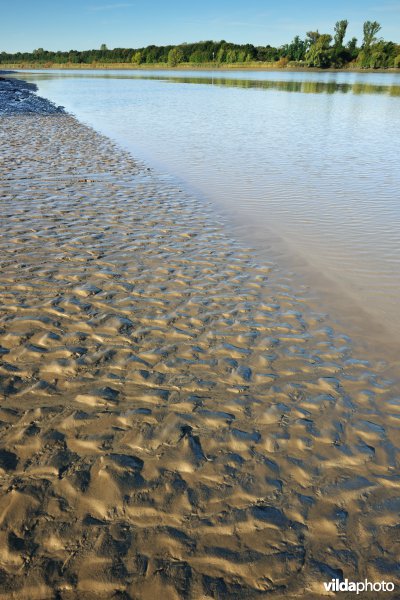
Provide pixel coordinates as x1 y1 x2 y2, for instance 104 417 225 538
0 81 399 599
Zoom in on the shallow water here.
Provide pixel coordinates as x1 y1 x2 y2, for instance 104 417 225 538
13 68 400 355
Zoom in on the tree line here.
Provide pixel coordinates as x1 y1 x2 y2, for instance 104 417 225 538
1 21 399 69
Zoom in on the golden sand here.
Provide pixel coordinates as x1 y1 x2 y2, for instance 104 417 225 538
0 114 399 599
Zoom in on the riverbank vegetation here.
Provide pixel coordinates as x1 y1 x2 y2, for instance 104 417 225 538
1 20 399 70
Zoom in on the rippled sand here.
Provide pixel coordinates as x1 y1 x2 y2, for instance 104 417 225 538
0 114 399 599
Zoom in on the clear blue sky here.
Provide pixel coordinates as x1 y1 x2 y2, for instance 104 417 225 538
2 0 399 52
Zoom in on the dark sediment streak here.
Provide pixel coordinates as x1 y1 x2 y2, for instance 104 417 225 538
0 73 64 115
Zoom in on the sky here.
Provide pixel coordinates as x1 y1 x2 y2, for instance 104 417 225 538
2 0 400 53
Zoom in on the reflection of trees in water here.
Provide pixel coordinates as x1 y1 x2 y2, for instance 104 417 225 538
146 76 400 96
18 73 400 97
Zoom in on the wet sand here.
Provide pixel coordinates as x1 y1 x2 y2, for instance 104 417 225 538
0 89 399 598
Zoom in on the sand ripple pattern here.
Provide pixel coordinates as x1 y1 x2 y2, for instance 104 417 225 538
0 115 399 599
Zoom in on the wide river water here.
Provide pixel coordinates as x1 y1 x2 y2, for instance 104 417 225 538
12 68 400 367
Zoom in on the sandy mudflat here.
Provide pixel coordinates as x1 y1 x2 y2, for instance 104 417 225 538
0 111 399 600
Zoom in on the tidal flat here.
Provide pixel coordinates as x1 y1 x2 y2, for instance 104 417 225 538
0 79 399 599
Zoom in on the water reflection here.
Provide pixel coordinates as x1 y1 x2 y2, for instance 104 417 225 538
11 71 400 96
136 76 400 96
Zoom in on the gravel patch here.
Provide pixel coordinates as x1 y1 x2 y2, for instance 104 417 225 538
0 73 64 115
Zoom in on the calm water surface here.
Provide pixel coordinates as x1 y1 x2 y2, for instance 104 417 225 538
15 69 400 355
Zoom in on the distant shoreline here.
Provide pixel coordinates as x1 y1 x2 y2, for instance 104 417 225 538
2 62 400 73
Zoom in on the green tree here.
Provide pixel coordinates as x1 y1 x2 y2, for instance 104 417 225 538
100 43 108 51
131 51 142 64
225 48 238 63
358 21 382 67
168 46 184 66
216 46 226 62
145 45 159 63
305 34 332 67
306 31 320 45
361 40 396 68
346 37 358 58
256 45 279 62
362 21 381 48
334 20 348 47
283 35 307 61
190 49 208 63
330 20 350 66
